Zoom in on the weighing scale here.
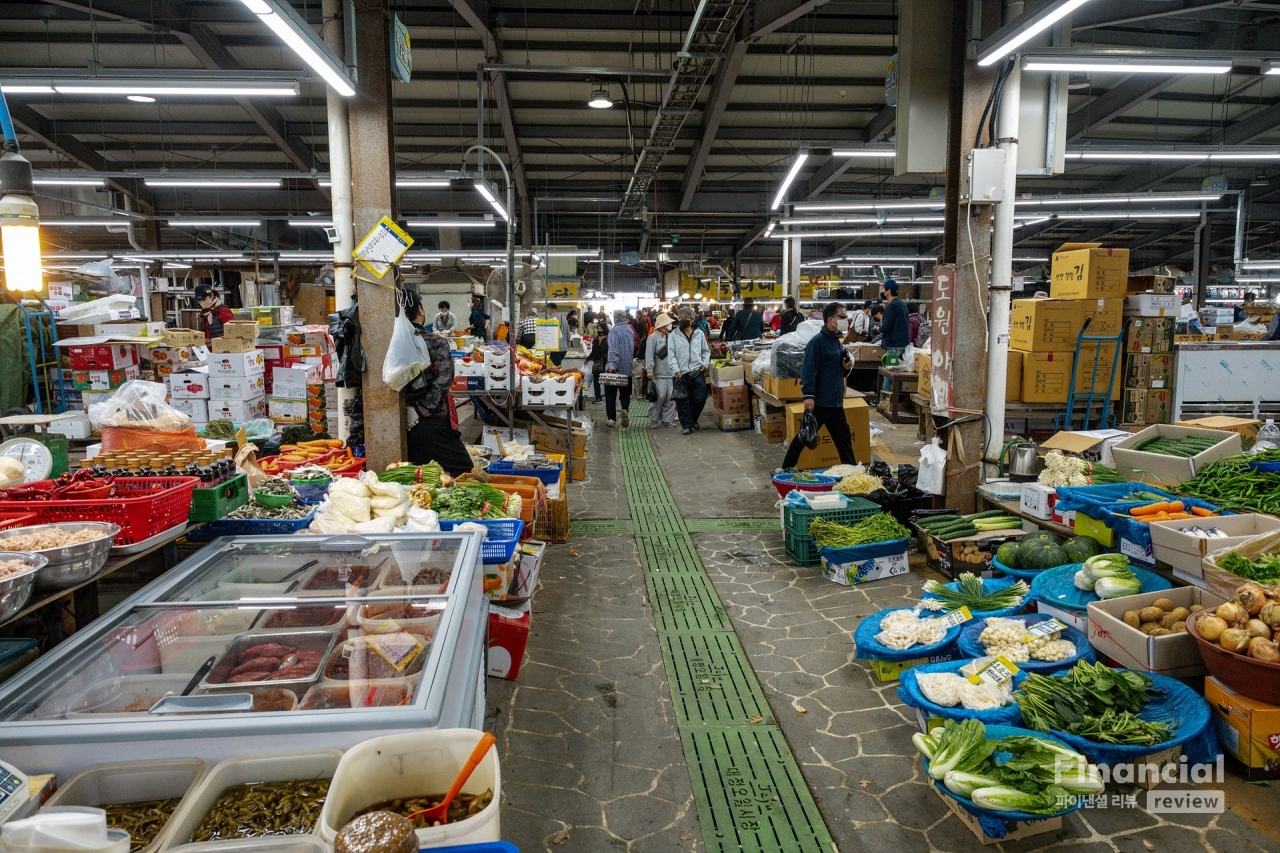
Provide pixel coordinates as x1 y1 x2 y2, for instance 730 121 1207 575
0 414 74 479
0 759 30 824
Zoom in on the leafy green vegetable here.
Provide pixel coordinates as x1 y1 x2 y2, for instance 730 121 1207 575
1015 661 1171 746
378 462 444 488
927 719 997 780
922 573 1029 613
943 771 1004 799
810 513 911 548
1094 575 1144 599
971 785 1075 815
429 483 508 520
1219 551 1280 584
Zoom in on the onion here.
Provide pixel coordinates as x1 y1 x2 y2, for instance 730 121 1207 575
1237 584 1269 616
1260 602 1280 630
1215 601 1247 626
1198 615 1228 641
1220 627 1251 653
1247 619 1272 639
1247 637 1280 664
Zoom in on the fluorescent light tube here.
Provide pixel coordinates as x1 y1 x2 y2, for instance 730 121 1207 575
147 178 282 188
241 0 355 97
1038 211 1202 220
1241 261 1280 270
167 218 261 227
1013 256 1050 262
1067 150 1280 161
288 219 334 227
0 85 54 94
978 0 1097 66
769 228 943 239
1023 55 1231 74
1015 193 1223 206
44 218 129 227
771 151 809 211
793 200 938 212
546 250 600 257
404 218 497 228
843 255 936 262
832 150 896 158
32 176 104 187
51 81 299 96
780 216 945 226
472 181 509 221
396 178 451 188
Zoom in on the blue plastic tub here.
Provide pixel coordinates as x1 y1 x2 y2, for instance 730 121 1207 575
427 843 519 853
486 460 562 485
440 518 525 563
186 508 316 541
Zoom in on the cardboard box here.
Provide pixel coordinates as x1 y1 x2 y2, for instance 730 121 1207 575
1005 349 1022 401
915 351 932 396
867 649 961 682
208 396 267 423
712 384 750 415
209 374 266 401
766 372 803 400
756 412 786 443
222 321 260 341
1087 587 1226 678
488 602 530 680
1121 388 1171 426
286 327 334 351
66 344 138 371
269 398 308 421
1125 293 1180 317
1149 513 1280 578
1176 416 1261 450
920 529 1027 579
284 344 324 358
1050 243 1129 300
1123 353 1173 390
783 398 872 469
1124 317 1175 354
1111 424 1244 486
938 788 1061 847
848 343 885 363
509 540 547 601
1009 298 1083 351
147 345 197 366
167 368 211 400
93 321 165 338
714 411 752 431
1080 297 1125 337
162 328 205 347
1019 482 1057 520
170 398 208 422
531 422 587 457
820 542 910 586
273 365 323 401
210 336 257 354
208 349 265 377
708 362 744 384
251 305 294 326
1127 274 1177 294
70 365 139 392
1074 345 1121 398
1206 676 1280 781
1016 350 1073 403
1040 429 1132 467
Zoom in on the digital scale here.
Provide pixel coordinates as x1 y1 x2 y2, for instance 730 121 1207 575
0 758 30 824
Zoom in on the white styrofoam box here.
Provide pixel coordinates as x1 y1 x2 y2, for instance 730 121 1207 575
93 321 167 338
268 398 307 420
481 426 529 455
485 367 512 390
1019 482 1057 520
1035 600 1088 632
1124 293 1180 317
168 368 211 400
207 349 265 377
170 398 208 422
521 375 576 408
45 413 92 439
272 364 322 400
208 373 266 401
455 358 486 376
317 730 500 850
207 396 266 424
820 548 910 586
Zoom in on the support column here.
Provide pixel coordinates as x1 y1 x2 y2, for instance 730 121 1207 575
349 0 405 470
323 0 355 441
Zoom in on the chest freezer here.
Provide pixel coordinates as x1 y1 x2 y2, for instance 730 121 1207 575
0 531 489 779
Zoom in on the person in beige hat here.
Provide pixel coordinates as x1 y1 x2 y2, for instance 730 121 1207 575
644 312 678 428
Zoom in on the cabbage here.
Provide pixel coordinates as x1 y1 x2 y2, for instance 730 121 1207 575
1074 569 1097 591
1094 575 1143 599
971 784 1073 815
1084 554 1129 574
943 770 1004 798
912 732 939 760
927 719 996 780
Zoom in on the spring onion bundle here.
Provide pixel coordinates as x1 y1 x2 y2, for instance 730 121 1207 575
379 461 445 488
810 513 911 548
920 573 1028 613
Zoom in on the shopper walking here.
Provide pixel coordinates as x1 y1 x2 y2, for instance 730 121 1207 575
669 307 710 434
782 302 858 469
432 301 457 333
879 280 910 393
778 296 802 335
723 297 764 342
399 291 475 476
645 313 678 428
846 300 873 342
546 303 571 366
467 295 490 340
588 319 609 403
604 311 637 427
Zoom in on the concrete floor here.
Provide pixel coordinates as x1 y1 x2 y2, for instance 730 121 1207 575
481 401 1280 853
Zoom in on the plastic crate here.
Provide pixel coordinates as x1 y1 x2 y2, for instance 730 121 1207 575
782 495 881 542
439 518 525 563
0 512 37 532
487 459 562 485
330 457 366 478
0 477 199 546
185 508 316 542
784 529 821 567
189 473 249 523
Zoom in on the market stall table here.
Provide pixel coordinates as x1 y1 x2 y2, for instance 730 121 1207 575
877 367 918 424
973 484 1074 539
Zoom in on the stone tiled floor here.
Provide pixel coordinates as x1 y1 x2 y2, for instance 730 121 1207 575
487 403 1280 853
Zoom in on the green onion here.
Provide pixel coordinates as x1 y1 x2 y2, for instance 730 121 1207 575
921 573 1029 613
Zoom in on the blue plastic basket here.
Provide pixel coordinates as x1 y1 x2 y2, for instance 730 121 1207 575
486 460 562 485
427 843 519 853
440 518 525 563
186 508 317 541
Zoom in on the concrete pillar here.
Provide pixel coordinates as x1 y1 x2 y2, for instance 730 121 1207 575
349 0 405 470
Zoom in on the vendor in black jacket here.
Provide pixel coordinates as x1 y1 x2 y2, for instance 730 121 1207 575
781 302 858 469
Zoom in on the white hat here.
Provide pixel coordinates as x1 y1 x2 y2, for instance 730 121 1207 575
653 313 674 330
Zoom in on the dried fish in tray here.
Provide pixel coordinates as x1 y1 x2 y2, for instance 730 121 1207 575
191 779 330 841
103 798 182 852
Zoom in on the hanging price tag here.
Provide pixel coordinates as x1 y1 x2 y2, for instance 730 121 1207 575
1023 618 1068 643
968 655 1020 687
931 606 972 629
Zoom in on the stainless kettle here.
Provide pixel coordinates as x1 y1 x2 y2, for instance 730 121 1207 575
1004 439 1041 482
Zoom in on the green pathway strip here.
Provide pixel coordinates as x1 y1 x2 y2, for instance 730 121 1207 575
619 401 836 853
569 519 635 535
684 518 781 532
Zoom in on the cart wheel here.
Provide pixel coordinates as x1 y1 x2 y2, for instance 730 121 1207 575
0 408 33 440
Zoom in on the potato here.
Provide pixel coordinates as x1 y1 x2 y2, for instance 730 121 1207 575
1170 607 1190 623
1153 598 1177 612
1148 627 1171 636
1171 621 1187 633
1139 622 1164 636
1123 610 1142 629
1139 607 1165 624
1158 612 1180 629
1189 604 1204 614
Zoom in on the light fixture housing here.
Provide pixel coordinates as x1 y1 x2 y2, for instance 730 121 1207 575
1022 52 1233 74
588 87 613 109
404 217 497 228
977 0 1098 67
236 0 355 96
767 227 943 239
288 219 335 227
1066 150 1280 161
0 151 42 292
396 177 451 188
832 149 896 158
1 78 300 97
147 177 283 188
31 175 104 187
770 150 810 211
166 218 262 228
471 179 510 221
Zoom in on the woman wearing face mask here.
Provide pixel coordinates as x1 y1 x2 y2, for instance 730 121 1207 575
780 301 858 469
399 290 476 476
668 307 710 434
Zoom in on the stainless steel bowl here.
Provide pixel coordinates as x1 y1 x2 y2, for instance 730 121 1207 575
0 551 47 622
0 522 120 589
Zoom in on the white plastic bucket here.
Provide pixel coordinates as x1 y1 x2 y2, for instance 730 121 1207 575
317 729 500 849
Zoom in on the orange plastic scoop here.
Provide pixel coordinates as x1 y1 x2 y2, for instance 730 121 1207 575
406 732 496 826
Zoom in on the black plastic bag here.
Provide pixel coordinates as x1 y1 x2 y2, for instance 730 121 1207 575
897 464 919 491
772 339 807 379
798 411 820 450
330 302 365 388
869 460 893 481
646 380 658 403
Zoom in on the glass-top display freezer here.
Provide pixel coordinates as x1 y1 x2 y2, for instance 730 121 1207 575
0 531 489 778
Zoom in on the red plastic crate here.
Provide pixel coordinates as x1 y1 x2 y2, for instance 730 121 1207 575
0 512 37 532
0 477 199 546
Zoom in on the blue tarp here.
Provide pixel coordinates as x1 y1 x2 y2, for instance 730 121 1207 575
920 575 1029 623
990 556 1052 582
1030 563 1172 612
854 607 964 663
897 659 1027 726
956 613 1097 673
820 537 909 564
1099 496 1223 555
1054 483 1176 514
926 724 1085 839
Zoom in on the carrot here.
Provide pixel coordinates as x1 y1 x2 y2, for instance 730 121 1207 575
1166 501 1184 513
1191 506 1216 517
1166 512 1194 520
1130 502 1170 516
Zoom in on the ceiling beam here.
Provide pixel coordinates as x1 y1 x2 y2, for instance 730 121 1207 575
1066 75 1173 141
804 155 852 199
864 105 897 143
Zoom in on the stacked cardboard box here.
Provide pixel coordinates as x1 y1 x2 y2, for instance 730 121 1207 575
204 349 266 424
1120 315 1177 426
754 396 786 443
269 363 326 431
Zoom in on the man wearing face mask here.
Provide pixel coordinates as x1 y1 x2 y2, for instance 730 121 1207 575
781 302 858 469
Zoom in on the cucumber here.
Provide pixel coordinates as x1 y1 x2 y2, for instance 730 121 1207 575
966 509 1010 521
916 515 961 528
972 516 1023 526
939 526 979 541
931 521 978 537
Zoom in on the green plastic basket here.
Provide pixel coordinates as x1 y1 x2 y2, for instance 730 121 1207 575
782 495 881 568
784 529 821 567
188 473 248 522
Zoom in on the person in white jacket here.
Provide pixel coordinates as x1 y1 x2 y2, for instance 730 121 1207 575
644 313 677 428
668 306 711 434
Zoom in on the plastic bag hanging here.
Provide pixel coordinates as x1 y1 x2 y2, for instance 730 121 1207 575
381 291 432 391
797 411 820 450
918 437 948 495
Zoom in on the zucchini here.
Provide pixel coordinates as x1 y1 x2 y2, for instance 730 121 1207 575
971 516 1023 526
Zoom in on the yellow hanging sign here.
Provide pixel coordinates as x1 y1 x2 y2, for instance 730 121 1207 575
352 216 413 279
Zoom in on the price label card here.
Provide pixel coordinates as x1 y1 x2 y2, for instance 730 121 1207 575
932 606 971 629
968 655 1020 687
1023 618 1068 643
